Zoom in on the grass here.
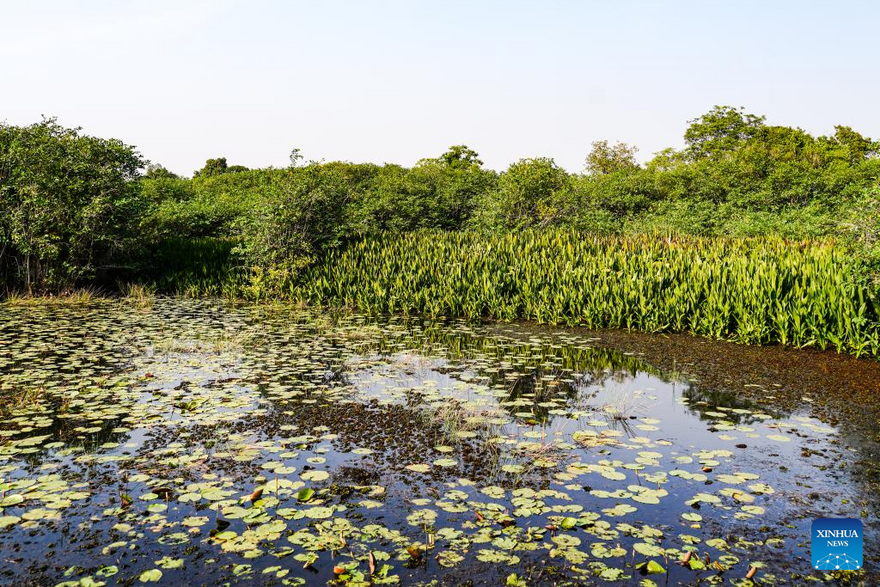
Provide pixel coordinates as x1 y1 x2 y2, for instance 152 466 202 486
3 283 157 309
119 282 156 309
2 286 105 306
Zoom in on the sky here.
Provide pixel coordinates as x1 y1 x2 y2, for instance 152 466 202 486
1 1 878 175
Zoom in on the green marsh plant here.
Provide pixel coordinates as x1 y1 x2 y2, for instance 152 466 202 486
295 231 880 357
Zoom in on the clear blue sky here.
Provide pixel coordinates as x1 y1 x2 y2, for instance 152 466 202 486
2 1 877 175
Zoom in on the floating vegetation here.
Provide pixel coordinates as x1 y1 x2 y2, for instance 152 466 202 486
0 299 874 585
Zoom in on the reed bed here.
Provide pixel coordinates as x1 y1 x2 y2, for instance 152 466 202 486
146 237 248 298
293 231 880 357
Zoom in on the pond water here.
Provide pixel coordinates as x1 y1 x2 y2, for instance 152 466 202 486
0 299 876 586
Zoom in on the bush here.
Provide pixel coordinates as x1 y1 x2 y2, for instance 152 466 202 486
471 157 571 230
840 186 880 293
0 118 144 290
234 164 352 293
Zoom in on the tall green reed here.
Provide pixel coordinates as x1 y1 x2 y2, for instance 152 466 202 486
293 231 880 357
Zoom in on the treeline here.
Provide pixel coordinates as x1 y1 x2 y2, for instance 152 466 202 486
1 106 879 294
139 105 880 294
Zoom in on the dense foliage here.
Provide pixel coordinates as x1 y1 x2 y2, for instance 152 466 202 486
0 118 144 290
135 105 879 280
294 231 880 357
2 107 879 355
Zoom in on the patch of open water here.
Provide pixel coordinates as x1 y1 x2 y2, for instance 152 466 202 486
0 299 875 586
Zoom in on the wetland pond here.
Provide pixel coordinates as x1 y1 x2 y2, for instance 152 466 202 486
0 299 878 586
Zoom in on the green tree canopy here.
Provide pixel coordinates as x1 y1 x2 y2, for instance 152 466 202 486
684 105 766 159
193 157 250 178
145 165 179 179
474 158 570 230
0 117 145 289
585 140 640 175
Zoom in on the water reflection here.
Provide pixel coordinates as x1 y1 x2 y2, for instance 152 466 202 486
0 299 875 585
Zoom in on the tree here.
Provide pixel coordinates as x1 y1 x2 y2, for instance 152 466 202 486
438 145 483 169
289 148 304 168
193 157 249 177
140 171 193 205
684 106 766 159
236 165 351 293
475 158 571 229
357 164 427 233
585 140 640 175
145 165 179 179
410 146 496 229
832 125 878 164
0 117 145 290
194 157 228 177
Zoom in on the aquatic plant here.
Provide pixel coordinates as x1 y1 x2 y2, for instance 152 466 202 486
1 286 105 306
142 237 248 297
295 231 880 357
118 282 155 309
0 300 872 585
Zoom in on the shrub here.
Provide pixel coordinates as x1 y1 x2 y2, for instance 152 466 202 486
0 118 144 290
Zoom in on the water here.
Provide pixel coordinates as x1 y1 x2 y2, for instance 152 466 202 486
0 299 876 586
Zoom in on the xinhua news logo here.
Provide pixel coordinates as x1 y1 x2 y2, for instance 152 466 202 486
811 518 862 571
